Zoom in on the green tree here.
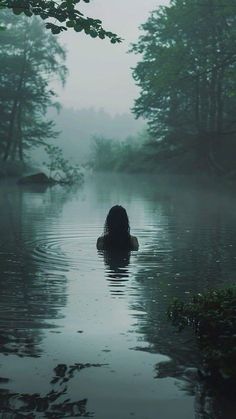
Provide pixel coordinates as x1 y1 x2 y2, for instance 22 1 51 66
90 134 148 173
44 144 84 185
131 0 236 170
0 0 121 42
0 11 67 162
91 136 119 171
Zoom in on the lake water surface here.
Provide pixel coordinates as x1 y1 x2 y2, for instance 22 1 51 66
0 174 236 418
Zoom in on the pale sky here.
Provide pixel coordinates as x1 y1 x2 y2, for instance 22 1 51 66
56 0 170 115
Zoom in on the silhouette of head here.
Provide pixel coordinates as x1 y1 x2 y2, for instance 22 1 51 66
104 205 131 249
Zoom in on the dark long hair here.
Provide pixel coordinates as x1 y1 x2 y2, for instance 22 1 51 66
103 205 131 249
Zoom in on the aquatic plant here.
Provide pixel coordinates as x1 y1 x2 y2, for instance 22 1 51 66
168 287 236 382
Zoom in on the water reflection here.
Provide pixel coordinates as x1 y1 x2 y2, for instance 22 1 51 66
121 176 236 419
0 183 69 357
99 249 130 296
1 175 236 419
103 249 130 279
169 370 236 419
193 385 236 419
0 362 104 417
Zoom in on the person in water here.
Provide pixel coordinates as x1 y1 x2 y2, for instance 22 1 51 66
96 205 139 251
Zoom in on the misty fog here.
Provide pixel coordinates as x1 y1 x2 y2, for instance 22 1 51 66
0 1 236 418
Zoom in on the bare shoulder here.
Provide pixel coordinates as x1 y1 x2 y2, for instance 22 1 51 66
130 235 139 250
96 236 104 250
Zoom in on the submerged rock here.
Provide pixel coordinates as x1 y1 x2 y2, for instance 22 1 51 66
18 172 55 185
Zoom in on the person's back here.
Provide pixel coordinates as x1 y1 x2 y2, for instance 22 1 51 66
96 205 139 251
97 234 139 251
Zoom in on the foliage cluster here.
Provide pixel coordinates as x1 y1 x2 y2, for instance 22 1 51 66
90 131 201 174
168 287 236 381
131 0 236 174
0 11 66 163
0 0 121 42
90 133 149 173
44 144 84 185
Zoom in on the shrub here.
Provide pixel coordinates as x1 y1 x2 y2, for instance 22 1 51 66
44 145 84 185
168 287 236 381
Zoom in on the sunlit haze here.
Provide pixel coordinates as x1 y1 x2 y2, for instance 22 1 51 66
56 0 170 115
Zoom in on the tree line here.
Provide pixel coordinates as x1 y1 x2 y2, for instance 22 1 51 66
130 0 236 174
90 0 236 175
2 0 236 176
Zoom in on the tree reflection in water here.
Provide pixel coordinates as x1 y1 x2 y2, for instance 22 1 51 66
126 181 236 419
0 362 105 417
0 183 72 358
0 183 104 418
154 360 236 419
1 176 236 418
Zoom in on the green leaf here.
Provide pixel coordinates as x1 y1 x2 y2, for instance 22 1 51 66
74 23 83 32
90 30 98 38
66 20 74 28
51 26 61 34
60 1 68 8
84 26 91 34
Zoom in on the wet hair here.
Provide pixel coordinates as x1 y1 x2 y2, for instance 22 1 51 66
103 205 131 249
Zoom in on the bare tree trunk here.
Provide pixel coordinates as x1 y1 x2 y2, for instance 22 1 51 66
18 105 24 161
3 42 27 161
3 97 18 161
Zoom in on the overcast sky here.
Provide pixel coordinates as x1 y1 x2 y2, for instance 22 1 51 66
56 0 170 115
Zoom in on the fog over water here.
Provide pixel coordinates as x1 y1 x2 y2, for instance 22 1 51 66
1 174 236 418
1 1 236 417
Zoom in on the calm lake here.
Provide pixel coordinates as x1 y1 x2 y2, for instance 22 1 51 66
0 174 235 418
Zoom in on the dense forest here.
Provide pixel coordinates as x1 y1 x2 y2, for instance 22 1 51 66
92 0 236 176
0 11 67 175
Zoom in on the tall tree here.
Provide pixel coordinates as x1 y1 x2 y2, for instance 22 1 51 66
0 11 67 161
131 0 236 167
0 0 121 42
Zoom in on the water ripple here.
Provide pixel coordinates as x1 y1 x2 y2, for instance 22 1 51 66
25 225 101 272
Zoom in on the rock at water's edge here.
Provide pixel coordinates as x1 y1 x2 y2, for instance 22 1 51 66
18 172 54 185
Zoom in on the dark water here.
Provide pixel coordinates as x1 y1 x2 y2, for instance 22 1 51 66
0 174 235 418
